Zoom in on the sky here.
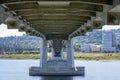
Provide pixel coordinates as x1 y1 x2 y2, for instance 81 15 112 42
0 24 25 37
0 24 120 37
102 25 120 30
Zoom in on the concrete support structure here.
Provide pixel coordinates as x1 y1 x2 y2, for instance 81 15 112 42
67 39 74 68
40 39 47 68
52 39 63 59
51 47 55 59
29 39 84 76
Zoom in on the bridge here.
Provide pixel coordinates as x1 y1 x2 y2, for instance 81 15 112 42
0 0 120 76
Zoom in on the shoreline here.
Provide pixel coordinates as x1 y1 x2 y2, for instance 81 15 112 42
0 53 120 60
0 59 120 62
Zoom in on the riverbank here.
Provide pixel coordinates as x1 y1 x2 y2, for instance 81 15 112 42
0 53 120 60
74 53 120 60
0 54 39 59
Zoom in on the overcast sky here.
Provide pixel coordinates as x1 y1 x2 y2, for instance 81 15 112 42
0 24 25 37
0 24 120 37
102 25 120 30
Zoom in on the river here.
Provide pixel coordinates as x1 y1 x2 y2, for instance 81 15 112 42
0 60 120 80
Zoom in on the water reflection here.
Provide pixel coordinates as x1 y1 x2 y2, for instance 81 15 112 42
40 76 73 80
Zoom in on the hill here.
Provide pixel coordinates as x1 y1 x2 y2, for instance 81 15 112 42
0 34 41 54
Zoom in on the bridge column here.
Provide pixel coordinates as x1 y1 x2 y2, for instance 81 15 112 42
107 12 120 25
0 6 10 24
51 39 63 60
67 39 74 68
40 39 47 68
51 47 55 59
29 38 84 76
60 46 64 59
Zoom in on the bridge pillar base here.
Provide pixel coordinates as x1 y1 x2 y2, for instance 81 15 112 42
29 39 85 76
29 66 84 76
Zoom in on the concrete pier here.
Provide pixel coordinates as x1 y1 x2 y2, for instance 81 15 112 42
29 39 85 76
29 67 84 76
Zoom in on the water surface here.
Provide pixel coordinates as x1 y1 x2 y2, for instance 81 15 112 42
0 59 120 80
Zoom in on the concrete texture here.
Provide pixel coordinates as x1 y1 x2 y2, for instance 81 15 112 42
29 66 85 76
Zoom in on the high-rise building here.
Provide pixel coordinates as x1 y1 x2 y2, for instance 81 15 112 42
102 31 116 53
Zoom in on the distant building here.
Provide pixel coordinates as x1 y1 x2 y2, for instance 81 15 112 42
102 31 116 53
91 45 101 53
80 44 101 53
81 44 91 53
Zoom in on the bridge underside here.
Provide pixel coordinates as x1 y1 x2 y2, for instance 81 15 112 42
0 0 119 76
0 0 113 40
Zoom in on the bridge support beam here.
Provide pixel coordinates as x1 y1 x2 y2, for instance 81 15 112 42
67 39 74 68
40 39 47 68
51 39 63 60
29 39 84 76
